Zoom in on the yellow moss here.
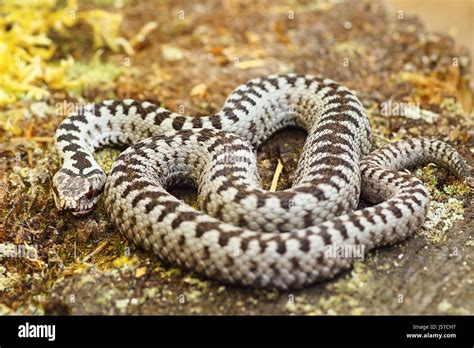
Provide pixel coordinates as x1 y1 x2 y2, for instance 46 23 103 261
68 51 125 94
0 109 25 136
1 0 79 105
183 289 202 302
0 0 156 106
284 294 321 315
443 182 471 196
0 266 20 292
415 166 440 198
95 147 123 174
285 301 320 315
143 287 159 298
110 255 139 268
440 98 464 115
318 293 362 315
160 267 182 279
333 261 373 294
182 274 209 290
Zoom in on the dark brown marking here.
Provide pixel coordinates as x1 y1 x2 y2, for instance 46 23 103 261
172 116 186 130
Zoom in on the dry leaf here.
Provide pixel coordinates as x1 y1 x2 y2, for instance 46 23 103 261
135 267 147 278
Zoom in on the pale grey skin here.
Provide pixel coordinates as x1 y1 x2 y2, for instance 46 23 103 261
53 74 473 289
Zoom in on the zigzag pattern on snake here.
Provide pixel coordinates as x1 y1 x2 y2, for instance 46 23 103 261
53 74 473 289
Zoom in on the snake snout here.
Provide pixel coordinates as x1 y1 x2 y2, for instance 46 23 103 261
52 170 106 215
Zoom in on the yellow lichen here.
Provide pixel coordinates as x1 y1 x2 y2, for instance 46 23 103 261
422 198 465 243
182 274 209 290
0 0 156 106
95 147 122 174
443 182 471 196
0 109 25 135
110 255 139 268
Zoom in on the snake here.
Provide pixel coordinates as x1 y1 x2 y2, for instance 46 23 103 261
53 73 473 289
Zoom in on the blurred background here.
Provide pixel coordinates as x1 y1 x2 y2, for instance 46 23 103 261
387 0 474 76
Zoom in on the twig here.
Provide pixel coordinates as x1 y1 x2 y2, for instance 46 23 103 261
270 159 283 192
82 240 109 262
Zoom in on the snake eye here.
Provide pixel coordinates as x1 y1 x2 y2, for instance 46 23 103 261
85 187 95 199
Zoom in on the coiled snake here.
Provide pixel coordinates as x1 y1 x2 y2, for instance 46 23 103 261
53 74 473 289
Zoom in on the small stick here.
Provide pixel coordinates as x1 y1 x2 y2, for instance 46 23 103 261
82 240 109 262
270 159 283 192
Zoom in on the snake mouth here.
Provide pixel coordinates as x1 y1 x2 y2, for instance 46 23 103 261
69 195 100 216
52 187 99 216
71 206 95 216
55 199 96 216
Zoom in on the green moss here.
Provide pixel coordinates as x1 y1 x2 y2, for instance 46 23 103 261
160 267 182 279
443 182 471 196
440 98 464 115
95 148 123 174
0 265 20 292
110 255 139 268
182 274 210 290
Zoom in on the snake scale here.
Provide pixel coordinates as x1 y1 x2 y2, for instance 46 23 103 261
53 74 473 289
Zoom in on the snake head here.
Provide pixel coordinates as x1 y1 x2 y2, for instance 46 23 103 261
52 169 106 216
